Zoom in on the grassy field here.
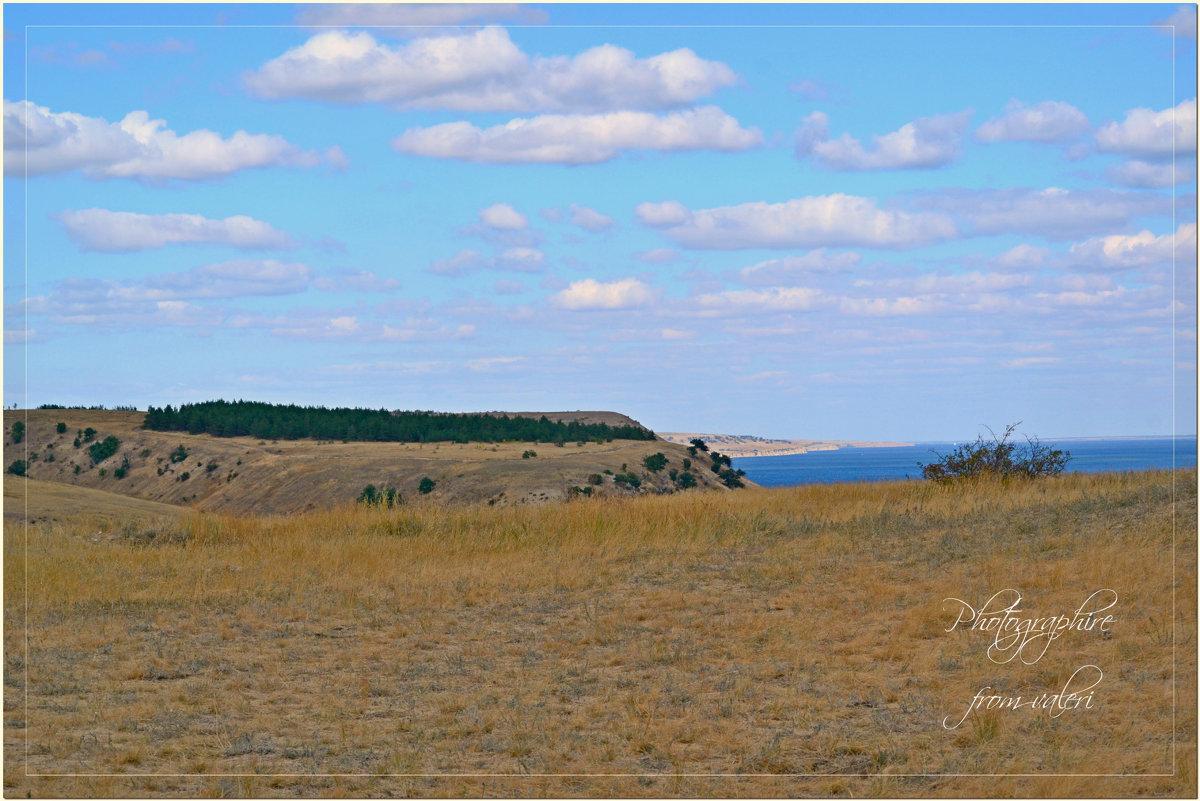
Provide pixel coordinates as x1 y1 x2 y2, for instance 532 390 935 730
3 469 1196 797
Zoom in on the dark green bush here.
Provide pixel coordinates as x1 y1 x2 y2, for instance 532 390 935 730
418 476 436 494
643 452 668 472
56 422 67 434
7 459 27 476
88 435 120 464
9 421 24 444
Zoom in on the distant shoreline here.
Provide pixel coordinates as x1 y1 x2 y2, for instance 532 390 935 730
661 432 1196 460
658 433 914 459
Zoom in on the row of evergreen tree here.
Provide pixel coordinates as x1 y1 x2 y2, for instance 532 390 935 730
142 400 656 444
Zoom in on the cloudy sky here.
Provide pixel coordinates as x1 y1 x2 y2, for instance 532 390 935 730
3 3 1196 440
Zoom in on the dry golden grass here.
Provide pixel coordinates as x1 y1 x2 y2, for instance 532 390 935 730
3 469 1196 797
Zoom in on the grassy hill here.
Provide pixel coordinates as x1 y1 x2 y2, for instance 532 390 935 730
3 409 749 515
4 468 1194 797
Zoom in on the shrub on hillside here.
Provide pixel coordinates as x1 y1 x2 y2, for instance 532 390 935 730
718 467 746 488
88 436 120 464
418 476 436 494
613 471 642 489
358 485 401 507
643 452 668 473
9 421 24 444
7 459 27 476
920 422 1070 483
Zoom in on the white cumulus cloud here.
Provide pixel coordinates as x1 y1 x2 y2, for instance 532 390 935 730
246 28 736 112
550 278 655 310
4 99 320 181
568 204 615 232
57 209 297 252
636 195 956 250
975 100 1090 143
1069 223 1196 270
478 202 528 230
1095 98 1197 160
392 106 762 165
796 110 971 170
496 247 545 272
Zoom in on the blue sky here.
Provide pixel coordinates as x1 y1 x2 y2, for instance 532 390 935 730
3 2 1196 441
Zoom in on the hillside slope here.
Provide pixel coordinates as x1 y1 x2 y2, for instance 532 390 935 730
3 410 751 516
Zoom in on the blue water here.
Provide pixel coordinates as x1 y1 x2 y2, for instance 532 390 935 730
734 437 1199 488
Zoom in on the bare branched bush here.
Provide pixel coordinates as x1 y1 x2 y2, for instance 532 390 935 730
920 422 1070 482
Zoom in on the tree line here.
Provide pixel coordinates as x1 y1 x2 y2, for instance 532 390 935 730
143 400 656 444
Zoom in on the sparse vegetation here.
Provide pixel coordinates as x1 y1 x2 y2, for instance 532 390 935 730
169 445 189 463
920 422 1070 483
522 449 537 459
82 427 96 442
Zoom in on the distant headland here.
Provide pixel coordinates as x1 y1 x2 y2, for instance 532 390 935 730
658 433 914 459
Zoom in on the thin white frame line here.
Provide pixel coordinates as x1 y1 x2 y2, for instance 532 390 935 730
23 20 31 780
1170 19 1177 780
15 16 1187 784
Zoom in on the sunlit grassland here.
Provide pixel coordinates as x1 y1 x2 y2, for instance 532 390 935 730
4 469 1195 797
